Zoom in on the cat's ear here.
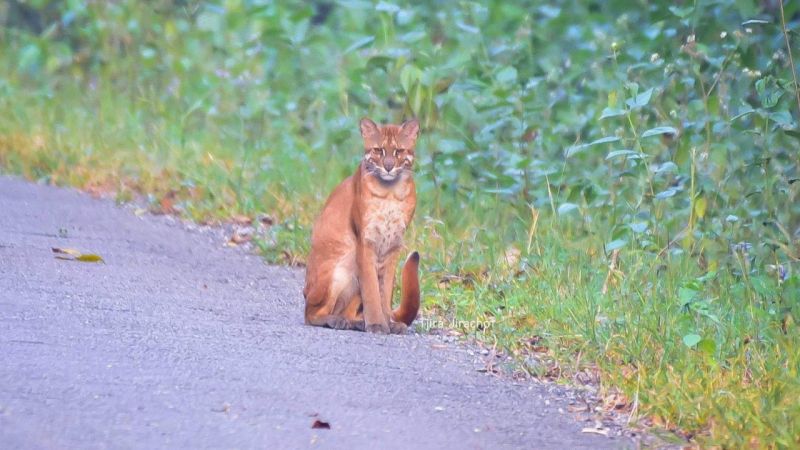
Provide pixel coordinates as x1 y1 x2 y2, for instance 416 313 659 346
359 117 380 139
399 119 419 141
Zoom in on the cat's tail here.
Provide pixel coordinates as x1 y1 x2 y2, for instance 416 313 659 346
392 251 420 326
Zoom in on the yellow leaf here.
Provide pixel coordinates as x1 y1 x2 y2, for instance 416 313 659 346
76 254 104 263
608 90 618 108
53 247 104 263
694 196 707 219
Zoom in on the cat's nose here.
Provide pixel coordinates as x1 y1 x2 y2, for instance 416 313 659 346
383 157 395 171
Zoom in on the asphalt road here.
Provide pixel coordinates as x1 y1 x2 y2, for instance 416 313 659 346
0 175 626 449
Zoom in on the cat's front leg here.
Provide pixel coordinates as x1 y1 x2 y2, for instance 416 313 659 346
357 244 389 334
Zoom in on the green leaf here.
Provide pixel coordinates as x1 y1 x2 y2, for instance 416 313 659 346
697 339 716 356
682 334 701 347
343 36 375 54
600 107 625 119
755 77 784 108
625 88 654 109
365 55 393 70
496 66 518 85
731 106 756 121
655 188 678 199
769 110 794 127
750 276 775 298
669 5 695 18
375 2 400 13
588 136 620 146
606 239 627 251
566 136 620 157
784 128 800 141
411 83 423 115
456 21 479 34
400 30 426 43
641 126 677 138
606 149 641 160
196 11 222 32
741 19 770 25
400 65 422 94
140 47 157 60
557 203 579 215
678 286 698 304
18 44 42 71
629 222 648 233
439 139 465 154
654 162 679 174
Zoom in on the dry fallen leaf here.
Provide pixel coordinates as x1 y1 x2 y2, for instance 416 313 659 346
567 404 589 413
158 196 175 214
211 403 231 413
227 226 254 246
311 419 330 430
76 254 104 262
581 427 609 436
257 214 275 226
501 245 521 267
230 214 252 225
52 247 105 263
52 247 81 256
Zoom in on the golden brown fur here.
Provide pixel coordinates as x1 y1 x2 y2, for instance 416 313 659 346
303 118 421 334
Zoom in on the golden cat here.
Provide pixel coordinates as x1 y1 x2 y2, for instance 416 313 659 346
303 118 420 334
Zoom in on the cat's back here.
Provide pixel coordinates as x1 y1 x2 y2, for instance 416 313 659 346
309 172 357 250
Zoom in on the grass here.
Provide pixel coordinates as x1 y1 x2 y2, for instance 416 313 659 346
1 1 799 447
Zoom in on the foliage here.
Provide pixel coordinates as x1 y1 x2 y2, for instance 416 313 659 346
1 0 799 446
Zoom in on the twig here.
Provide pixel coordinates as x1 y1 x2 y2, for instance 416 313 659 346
655 226 688 258
526 206 540 255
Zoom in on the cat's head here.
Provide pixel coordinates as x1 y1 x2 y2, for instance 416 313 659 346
359 117 419 182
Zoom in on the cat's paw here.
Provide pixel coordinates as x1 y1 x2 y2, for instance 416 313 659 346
325 315 351 330
388 321 408 334
365 322 390 334
351 320 366 332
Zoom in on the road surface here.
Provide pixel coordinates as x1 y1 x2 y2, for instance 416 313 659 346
0 175 627 449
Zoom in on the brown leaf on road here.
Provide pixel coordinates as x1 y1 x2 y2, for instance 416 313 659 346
158 196 175 214
52 247 81 256
567 404 589 413
227 228 253 246
257 214 275 226
151 190 179 215
230 214 252 226
581 427 609 436
311 419 330 430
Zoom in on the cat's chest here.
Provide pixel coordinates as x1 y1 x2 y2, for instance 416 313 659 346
363 199 409 258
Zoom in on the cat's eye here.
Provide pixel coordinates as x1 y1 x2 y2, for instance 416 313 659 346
395 148 405 155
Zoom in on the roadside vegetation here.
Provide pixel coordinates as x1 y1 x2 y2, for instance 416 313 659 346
1 1 798 446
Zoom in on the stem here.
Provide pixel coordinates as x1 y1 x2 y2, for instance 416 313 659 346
779 0 800 119
626 111 655 198
688 147 697 238
545 173 557 217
